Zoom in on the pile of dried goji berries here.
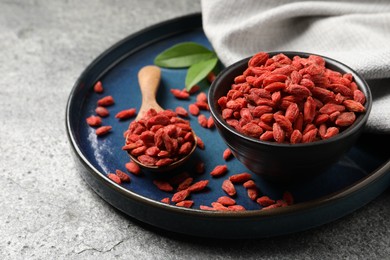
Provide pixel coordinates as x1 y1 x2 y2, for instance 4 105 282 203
86 71 294 211
122 108 196 167
218 52 367 143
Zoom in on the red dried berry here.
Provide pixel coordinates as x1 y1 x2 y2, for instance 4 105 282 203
210 165 228 177
207 116 215 128
95 125 112 136
107 173 121 184
170 89 190 99
86 115 102 127
171 189 190 203
161 197 170 204
222 179 236 196
177 177 193 191
175 200 194 208
217 196 236 206
115 108 137 120
198 114 208 128
196 136 205 149
211 202 229 211
97 95 115 106
257 196 276 207
188 104 200 116
94 81 104 93
187 85 200 94
222 148 233 160
247 187 259 201
115 169 130 182
187 180 209 192
228 205 246 211
153 180 174 192
95 106 110 117
207 72 216 83
175 106 189 117
125 161 141 175
229 172 252 183
243 180 256 189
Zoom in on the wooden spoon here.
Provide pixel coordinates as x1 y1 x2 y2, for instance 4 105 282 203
136 65 164 120
126 65 197 172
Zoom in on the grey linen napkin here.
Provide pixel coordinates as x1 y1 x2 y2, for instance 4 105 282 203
201 0 390 133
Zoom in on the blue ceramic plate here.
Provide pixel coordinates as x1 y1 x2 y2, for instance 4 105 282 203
66 13 390 239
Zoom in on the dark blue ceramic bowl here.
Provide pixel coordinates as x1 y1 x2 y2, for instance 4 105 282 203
209 51 372 182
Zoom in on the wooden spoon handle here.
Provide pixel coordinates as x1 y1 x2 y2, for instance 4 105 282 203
136 65 163 120
138 65 161 104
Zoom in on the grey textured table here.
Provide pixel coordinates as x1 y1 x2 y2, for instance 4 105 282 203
1 1 389 259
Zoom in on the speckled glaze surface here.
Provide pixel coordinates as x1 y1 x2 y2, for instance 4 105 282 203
66 13 390 238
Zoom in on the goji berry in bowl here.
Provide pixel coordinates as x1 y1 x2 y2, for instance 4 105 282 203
208 51 372 182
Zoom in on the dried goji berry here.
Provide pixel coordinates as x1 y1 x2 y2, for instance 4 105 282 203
171 189 190 203
188 180 209 192
86 115 102 127
95 106 109 117
115 169 130 182
210 165 228 177
229 172 252 183
222 179 236 196
96 125 112 136
176 200 194 208
196 136 205 149
170 88 190 99
228 205 246 211
161 197 170 204
247 187 259 201
207 72 216 83
243 180 256 189
199 205 216 211
177 177 193 191
115 108 137 120
257 196 276 207
188 104 200 116
108 173 121 184
175 106 188 117
222 148 233 160
211 202 229 211
97 95 115 106
94 81 104 93
207 116 215 129
153 180 173 192
125 161 141 175
217 196 236 206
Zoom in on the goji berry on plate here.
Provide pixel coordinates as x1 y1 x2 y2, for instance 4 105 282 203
107 173 121 184
97 95 115 106
115 169 130 182
95 125 112 136
210 165 228 177
115 108 137 120
95 106 109 117
86 115 102 127
93 81 104 93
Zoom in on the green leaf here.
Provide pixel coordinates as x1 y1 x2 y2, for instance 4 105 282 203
185 57 218 90
154 42 216 68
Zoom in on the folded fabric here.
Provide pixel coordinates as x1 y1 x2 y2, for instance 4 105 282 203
201 0 390 133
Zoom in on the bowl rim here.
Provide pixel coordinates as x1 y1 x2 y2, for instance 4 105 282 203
208 51 373 148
